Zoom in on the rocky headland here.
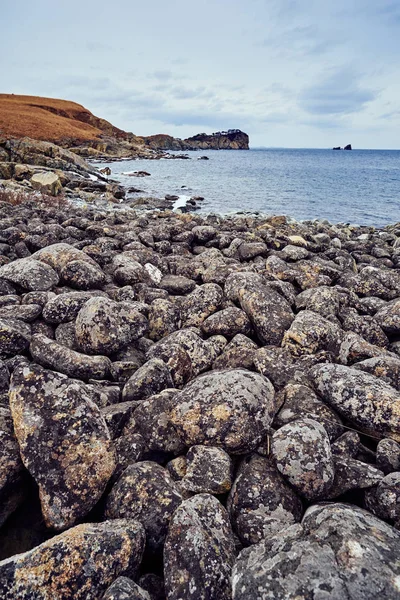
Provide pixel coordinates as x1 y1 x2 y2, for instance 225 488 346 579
142 129 249 151
0 193 399 598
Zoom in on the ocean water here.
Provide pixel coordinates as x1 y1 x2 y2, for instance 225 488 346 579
97 148 400 227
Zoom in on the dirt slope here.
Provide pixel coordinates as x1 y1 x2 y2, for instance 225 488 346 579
0 94 128 144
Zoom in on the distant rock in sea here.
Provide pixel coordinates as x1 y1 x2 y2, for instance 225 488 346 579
332 144 352 151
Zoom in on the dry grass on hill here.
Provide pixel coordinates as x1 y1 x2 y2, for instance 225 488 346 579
0 94 123 143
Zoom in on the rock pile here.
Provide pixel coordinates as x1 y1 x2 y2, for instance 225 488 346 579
0 200 399 599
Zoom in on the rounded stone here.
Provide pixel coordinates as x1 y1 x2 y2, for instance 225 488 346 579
171 368 275 454
271 418 335 501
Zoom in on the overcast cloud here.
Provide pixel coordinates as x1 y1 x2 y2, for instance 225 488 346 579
2 0 400 148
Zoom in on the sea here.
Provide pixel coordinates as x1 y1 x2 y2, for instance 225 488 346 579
96 148 400 228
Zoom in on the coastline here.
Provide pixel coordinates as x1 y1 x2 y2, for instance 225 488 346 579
1 134 400 598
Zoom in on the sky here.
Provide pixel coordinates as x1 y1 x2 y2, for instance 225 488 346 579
2 0 400 148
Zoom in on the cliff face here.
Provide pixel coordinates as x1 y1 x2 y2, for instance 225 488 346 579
142 129 249 151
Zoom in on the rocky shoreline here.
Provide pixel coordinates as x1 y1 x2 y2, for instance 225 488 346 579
0 194 399 598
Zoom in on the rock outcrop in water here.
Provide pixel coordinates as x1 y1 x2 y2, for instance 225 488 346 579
0 198 398 598
142 129 249 151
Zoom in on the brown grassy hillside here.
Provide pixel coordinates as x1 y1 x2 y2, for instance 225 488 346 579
0 94 128 144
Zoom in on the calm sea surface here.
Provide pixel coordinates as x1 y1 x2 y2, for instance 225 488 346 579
97 148 400 227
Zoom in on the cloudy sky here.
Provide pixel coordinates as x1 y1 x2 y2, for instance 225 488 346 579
2 0 400 148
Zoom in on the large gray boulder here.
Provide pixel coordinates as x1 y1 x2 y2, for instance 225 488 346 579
310 363 400 441
171 369 275 454
232 503 400 599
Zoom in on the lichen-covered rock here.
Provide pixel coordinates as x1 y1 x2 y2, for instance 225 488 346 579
111 255 146 286
160 274 196 295
0 303 42 322
147 341 192 388
353 355 400 390
105 461 182 554
32 242 99 273
271 418 335 500
30 333 111 381
130 389 185 454
376 438 400 474
60 259 106 290
274 383 343 441
0 318 31 357
212 333 257 370
147 328 220 376
42 291 107 323
181 446 232 494
232 503 400 600
238 286 294 345
310 363 400 441
328 456 384 498
103 577 151 600
113 432 145 481
122 358 174 402
148 298 180 341
0 408 25 527
227 455 303 546
365 472 400 522
282 310 342 356
254 345 331 389
9 364 116 530
375 298 400 335
0 258 59 291
201 307 252 337
295 285 340 321
331 431 361 458
180 283 224 327
171 369 275 454
338 332 391 365
0 519 145 600
164 494 236 600
75 297 148 355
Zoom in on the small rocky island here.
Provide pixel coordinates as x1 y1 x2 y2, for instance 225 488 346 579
333 144 352 150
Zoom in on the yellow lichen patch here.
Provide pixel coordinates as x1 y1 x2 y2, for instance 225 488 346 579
212 404 232 421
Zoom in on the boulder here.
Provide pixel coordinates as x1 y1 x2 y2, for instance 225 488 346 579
103 577 151 600
30 333 111 381
122 358 174 402
0 318 31 357
0 258 59 291
130 389 185 454
30 171 62 196
282 310 342 356
164 494 236 600
310 363 400 441
181 446 233 494
9 364 116 530
271 418 335 501
180 283 224 327
227 455 303 546
232 503 400 600
75 297 148 355
0 520 145 600
171 369 275 454
105 461 182 554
